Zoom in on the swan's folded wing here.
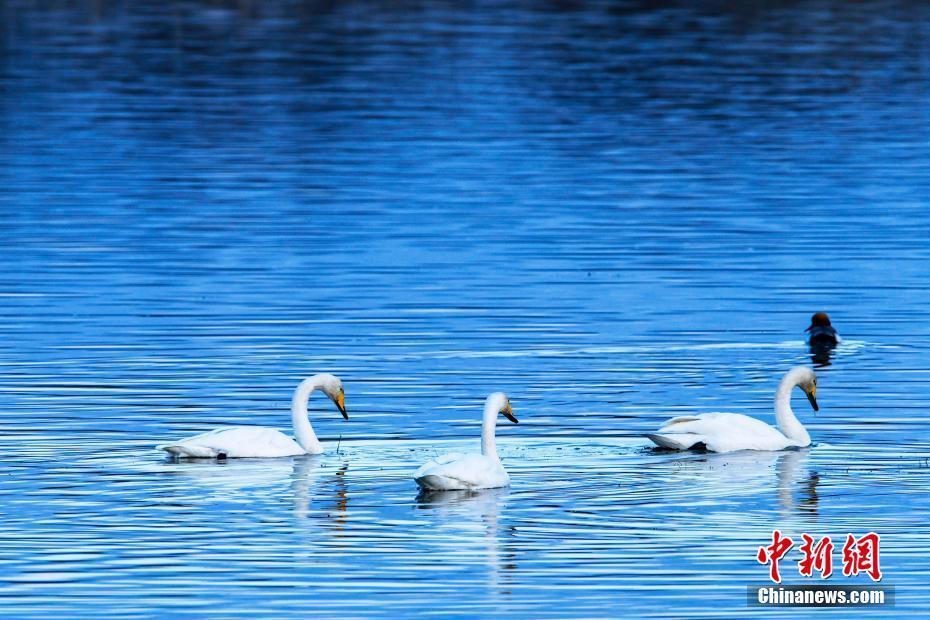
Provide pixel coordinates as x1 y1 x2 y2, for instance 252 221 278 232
661 415 702 427
645 415 707 449
656 413 787 452
414 452 466 478
658 412 761 434
159 426 304 458
415 453 503 487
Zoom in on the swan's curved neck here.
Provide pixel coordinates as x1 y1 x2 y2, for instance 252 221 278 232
292 377 324 454
481 401 500 460
774 374 811 446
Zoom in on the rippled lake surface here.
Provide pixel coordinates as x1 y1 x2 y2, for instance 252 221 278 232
2 0 930 617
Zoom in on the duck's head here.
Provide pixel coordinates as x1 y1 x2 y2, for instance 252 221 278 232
806 312 833 331
315 373 348 419
487 392 518 424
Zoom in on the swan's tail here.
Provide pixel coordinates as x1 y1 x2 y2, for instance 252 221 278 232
157 443 217 458
415 475 447 490
415 474 470 491
646 433 702 450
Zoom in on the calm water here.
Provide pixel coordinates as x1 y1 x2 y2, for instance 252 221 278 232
2 0 930 617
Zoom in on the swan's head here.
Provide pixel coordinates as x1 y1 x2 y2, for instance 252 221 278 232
315 373 348 419
790 366 819 412
487 392 518 424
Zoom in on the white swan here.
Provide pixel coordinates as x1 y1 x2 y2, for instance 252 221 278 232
414 392 518 490
158 373 347 458
646 366 818 453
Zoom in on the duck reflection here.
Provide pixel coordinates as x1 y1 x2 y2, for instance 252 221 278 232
415 488 516 593
809 342 836 368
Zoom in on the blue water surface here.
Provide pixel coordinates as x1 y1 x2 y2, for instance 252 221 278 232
1 0 929 617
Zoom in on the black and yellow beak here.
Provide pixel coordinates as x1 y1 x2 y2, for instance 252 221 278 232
335 391 348 420
502 402 518 424
805 385 819 412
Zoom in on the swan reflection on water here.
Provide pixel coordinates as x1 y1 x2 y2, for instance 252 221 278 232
291 458 348 521
164 456 310 493
415 487 516 594
660 448 819 517
415 486 509 512
778 449 819 517
161 455 350 521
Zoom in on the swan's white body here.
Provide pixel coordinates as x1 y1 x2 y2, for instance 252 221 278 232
647 367 818 453
158 374 346 458
415 453 510 491
415 393 517 491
